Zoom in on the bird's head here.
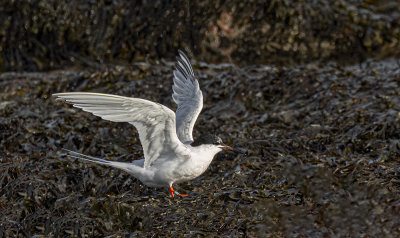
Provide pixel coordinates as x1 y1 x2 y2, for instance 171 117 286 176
191 134 233 152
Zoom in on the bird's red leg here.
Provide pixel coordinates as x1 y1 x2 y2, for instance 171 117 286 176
169 186 188 198
169 186 175 198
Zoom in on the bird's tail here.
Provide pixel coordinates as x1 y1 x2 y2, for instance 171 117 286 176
62 149 134 172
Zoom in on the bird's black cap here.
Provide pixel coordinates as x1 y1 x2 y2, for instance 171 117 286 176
191 134 224 147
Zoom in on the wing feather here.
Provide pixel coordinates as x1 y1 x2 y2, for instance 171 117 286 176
172 50 203 144
53 92 190 168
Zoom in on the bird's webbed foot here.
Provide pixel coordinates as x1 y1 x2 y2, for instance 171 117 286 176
169 186 188 198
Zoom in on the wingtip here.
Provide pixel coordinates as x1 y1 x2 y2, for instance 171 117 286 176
177 49 185 56
52 92 71 100
52 93 68 102
177 50 191 65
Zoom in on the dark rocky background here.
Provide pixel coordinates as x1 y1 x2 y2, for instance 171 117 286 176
1 0 400 71
1 0 400 237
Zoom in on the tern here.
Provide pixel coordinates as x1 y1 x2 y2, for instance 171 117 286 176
53 50 234 197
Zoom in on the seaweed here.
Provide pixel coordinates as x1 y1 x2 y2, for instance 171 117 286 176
1 57 400 236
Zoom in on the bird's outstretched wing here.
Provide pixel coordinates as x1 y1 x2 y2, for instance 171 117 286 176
172 50 203 144
53 92 190 168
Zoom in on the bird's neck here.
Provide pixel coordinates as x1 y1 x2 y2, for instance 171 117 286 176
190 145 221 165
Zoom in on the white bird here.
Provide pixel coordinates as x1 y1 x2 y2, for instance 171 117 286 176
53 50 234 197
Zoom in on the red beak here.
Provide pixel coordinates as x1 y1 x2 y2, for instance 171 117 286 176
218 145 233 151
225 145 234 151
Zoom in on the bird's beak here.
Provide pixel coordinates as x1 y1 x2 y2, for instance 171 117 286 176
218 145 247 154
218 145 234 151
223 145 234 151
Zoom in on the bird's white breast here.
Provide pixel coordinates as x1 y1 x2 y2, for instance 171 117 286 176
171 145 221 183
